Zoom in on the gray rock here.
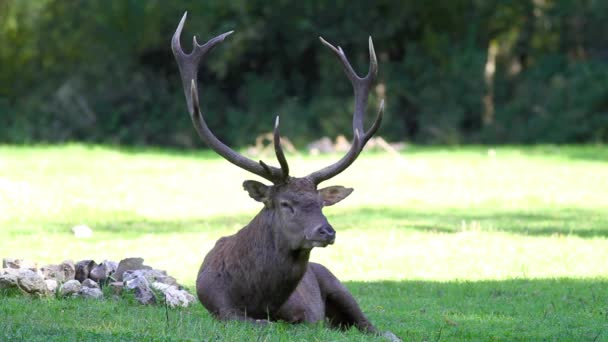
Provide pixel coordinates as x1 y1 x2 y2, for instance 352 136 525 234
78 287 103 299
2 258 37 271
45 279 58 293
124 274 156 305
122 269 153 282
75 260 97 282
16 269 48 296
1 267 20 276
104 260 118 272
122 269 177 287
104 260 118 279
40 264 67 283
151 282 196 308
383 331 403 342
82 278 99 289
307 137 334 155
114 258 151 282
0 273 23 295
89 263 107 283
89 261 116 284
60 260 76 281
181 291 196 307
60 279 82 297
0 272 19 287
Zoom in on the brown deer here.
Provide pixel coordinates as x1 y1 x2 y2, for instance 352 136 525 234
172 12 400 341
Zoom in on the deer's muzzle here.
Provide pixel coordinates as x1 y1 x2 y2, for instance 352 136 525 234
307 224 336 247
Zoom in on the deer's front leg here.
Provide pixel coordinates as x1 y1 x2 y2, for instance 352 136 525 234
275 267 325 324
309 263 377 333
310 263 401 341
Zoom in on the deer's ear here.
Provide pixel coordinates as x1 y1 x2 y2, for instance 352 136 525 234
243 180 270 203
319 186 353 206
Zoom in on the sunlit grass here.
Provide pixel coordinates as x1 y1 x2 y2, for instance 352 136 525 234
1 144 607 340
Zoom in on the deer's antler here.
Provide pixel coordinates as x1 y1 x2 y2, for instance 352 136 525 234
306 37 384 185
173 12 289 184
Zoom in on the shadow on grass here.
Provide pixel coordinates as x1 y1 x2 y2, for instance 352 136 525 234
336 206 608 238
521 144 608 163
2 278 606 341
11 204 607 239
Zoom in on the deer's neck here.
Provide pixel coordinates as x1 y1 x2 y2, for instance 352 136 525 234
235 209 310 296
244 209 310 269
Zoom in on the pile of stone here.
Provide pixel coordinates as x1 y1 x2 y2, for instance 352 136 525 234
307 135 407 155
0 257 195 308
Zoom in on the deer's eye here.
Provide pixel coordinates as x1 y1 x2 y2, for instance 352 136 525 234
280 201 294 214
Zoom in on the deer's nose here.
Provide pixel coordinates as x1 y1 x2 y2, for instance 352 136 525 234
317 225 336 241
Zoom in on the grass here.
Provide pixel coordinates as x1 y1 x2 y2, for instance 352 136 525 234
1 143 607 341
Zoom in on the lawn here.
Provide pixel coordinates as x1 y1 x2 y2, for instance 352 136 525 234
1 144 607 341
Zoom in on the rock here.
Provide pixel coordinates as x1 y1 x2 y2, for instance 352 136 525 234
114 258 151 282
0 272 19 287
0 273 23 295
75 260 97 282
122 269 177 287
1 267 20 276
151 282 196 308
89 261 117 284
122 269 151 283
82 279 99 289
2 258 37 271
40 264 67 283
16 269 48 296
89 263 107 283
71 224 93 238
180 291 196 307
124 274 156 305
78 287 103 299
307 137 334 155
103 260 118 274
334 135 351 152
108 260 119 270
2 258 188 307
383 331 403 342
60 260 76 281
45 279 58 293
60 279 82 297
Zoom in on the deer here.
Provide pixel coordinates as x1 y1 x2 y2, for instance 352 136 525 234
172 12 400 341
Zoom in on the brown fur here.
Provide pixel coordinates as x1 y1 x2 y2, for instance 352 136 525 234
195 177 377 333
172 15 397 338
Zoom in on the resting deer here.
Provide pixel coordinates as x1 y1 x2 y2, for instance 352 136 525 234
172 12 400 341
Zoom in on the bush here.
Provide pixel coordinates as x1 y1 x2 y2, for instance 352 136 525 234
0 0 606 146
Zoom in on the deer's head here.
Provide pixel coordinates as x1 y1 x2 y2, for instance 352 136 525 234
242 177 353 249
172 12 383 250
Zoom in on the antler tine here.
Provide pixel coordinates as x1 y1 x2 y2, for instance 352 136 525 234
318 37 378 138
307 130 363 185
174 13 287 183
307 37 383 185
273 116 290 181
172 12 234 115
364 99 384 146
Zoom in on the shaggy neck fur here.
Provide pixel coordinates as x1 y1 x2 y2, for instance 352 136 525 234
216 208 311 317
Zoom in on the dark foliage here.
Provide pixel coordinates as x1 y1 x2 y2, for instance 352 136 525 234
1 0 606 146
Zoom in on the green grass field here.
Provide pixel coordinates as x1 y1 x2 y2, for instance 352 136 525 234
1 144 607 341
